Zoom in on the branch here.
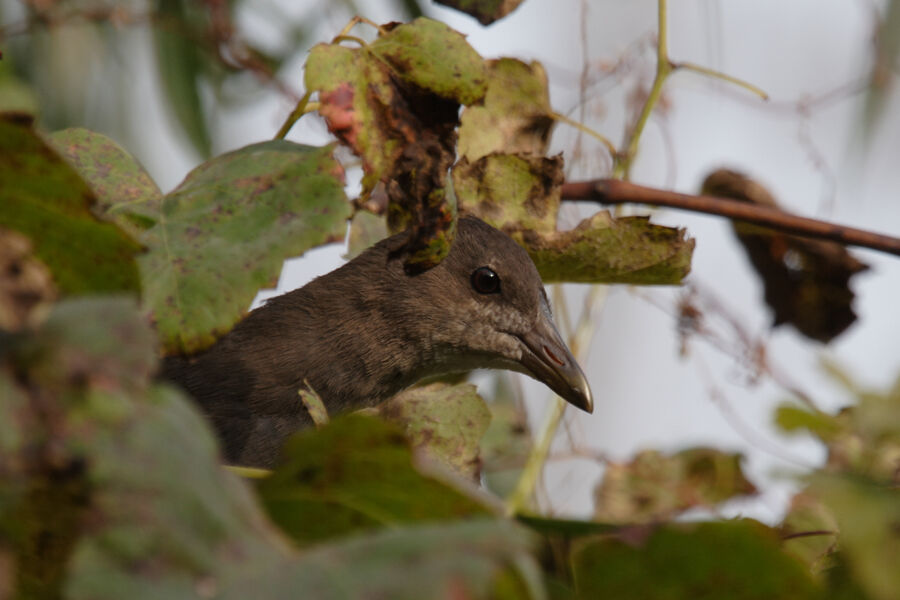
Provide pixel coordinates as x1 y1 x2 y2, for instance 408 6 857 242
561 179 900 258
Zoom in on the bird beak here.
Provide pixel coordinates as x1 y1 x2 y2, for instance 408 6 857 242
515 304 593 413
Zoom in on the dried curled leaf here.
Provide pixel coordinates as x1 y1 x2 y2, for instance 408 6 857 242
702 169 869 343
435 0 525 25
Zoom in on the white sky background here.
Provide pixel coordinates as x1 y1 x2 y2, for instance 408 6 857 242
135 0 900 521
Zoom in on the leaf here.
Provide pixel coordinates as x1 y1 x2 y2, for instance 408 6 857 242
776 374 900 483
453 154 564 233
345 210 388 259
435 0 526 25
0 114 142 296
779 491 838 574
153 0 212 157
522 212 695 285
775 404 844 440
702 169 868 343
572 520 820 599
141 141 349 354
47 128 162 237
305 18 486 272
454 154 695 284
809 474 900 600
368 18 487 106
458 58 554 161
378 382 492 479
593 448 758 524
298 381 329 428
256 415 496 546
479 375 532 498
219 519 544 600
2 299 541 599
43 130 350 353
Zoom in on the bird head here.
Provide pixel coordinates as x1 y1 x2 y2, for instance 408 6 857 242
392 216 593 413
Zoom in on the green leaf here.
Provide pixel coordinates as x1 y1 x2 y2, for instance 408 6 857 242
453 154 695 284
479 375 533 498
142 141 350 354
775 403 844 440
0 114 141 296
257 415 495 546
305 18 482 272
47 128 162 237
304 43 401 192
593 447 758 524
346 210 388 259
42 130 350 353
219 519 544 600
572 520 820 599
522 212 695 285
378 382 492 479
779 491 838 573
2 298 542 599
368 18 487 105
154 0 212 157
458 58 554 161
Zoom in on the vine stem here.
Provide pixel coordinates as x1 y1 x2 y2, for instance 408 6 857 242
505 286 608 515
615 0 671 179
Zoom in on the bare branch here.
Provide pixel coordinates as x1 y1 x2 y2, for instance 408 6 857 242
561 178 900 257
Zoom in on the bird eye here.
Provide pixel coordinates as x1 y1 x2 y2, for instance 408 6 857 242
471 267 501 294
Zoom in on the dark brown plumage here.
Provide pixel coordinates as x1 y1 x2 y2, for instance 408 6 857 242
164 216 591 467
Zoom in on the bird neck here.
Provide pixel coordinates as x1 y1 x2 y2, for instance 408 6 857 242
236 249 440 413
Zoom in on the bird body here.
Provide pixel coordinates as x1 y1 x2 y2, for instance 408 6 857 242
164 217 591 467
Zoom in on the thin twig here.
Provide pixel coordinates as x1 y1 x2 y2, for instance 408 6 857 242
780 529 836 541
274 90 313 139
561 178 900 257
505 286 608 515
551 110 617 159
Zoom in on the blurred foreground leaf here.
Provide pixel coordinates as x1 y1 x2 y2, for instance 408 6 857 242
346 210 389 259
1 298 542 599
809 474 900 600
48 128 162 237
257 414 496 546
572 520 820 599
378 382 491 479
0 114 141 296
154 0 212 157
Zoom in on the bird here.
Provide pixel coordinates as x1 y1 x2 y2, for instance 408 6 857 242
163 216 593 468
